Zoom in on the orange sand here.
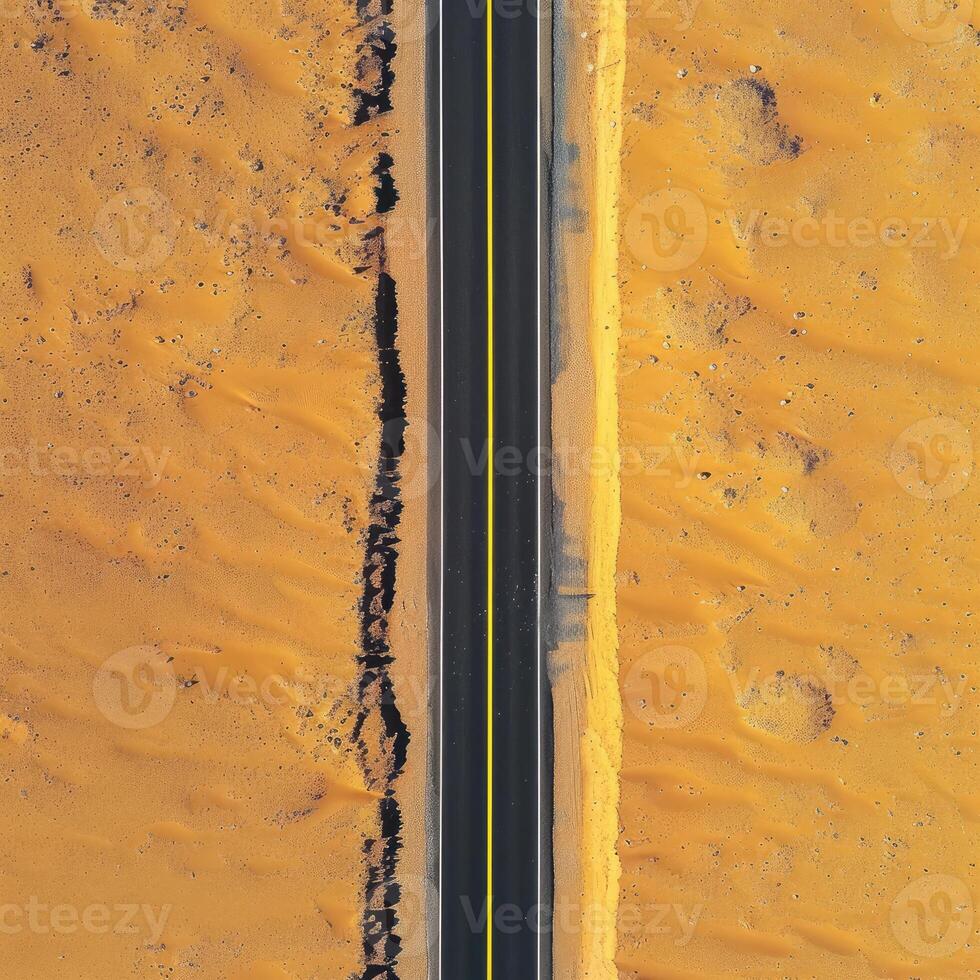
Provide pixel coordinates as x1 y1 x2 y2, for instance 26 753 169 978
569 1 979 977
0 1 424 977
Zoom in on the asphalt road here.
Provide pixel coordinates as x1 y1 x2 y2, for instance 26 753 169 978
434 1 551 977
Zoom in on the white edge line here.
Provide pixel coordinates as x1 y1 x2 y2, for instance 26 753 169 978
536 2 543 980
437 0 445 978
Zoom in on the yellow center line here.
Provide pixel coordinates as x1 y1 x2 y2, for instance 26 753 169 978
485 4 494 980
